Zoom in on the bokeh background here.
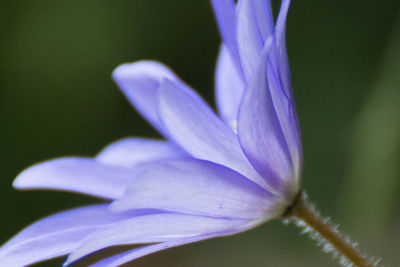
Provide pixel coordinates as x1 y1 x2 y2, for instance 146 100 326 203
1 0 399 266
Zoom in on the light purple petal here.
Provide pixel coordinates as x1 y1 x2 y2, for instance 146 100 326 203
64 214 246 266
89 231 237 267
158 78 268 188
210 0 241 68
236 0 264 81
96 137 187 168
112 61 183 134
111 158 281 220
210 0 236 50
238 44 294 199
274 0 293 100
253 0 275 41
267 64 302 193
215 45 245 129
273 0 302 188
0 205 150 267
13 157 135 199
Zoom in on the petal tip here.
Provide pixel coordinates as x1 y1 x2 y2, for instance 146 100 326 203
112 60 175 84
12 166 36 190
12 175 23 189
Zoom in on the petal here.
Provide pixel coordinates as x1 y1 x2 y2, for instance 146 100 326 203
273 0 302 189
236 0 264 81
210 0 241 67
273 0 303 178
0 205 148 267
215 45 245 129
253 0 275 41
111 158 280 220
64 214 246 266
238 44 294 198
112 61 183 134
96 137 187 168
13 157 135 199
158 78 268 188
267 64 302 193
89 232 236 267
274 0 293 99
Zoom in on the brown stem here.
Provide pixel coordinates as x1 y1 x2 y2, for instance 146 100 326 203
285 191 375 267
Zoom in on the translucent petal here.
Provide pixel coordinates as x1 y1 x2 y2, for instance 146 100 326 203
0 205 150 267
158 78 267 188
89 232 235 267
64 214 245 266
112 158 277 219
238 44 293 198
215 45 245 129
253 0 274 41
13 157 134 199
274 0 293 99
96 137 187 168
113 61 183 134
236 0 264 81
210 0 241 67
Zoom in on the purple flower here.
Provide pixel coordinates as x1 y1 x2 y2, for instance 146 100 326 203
0 0 302 266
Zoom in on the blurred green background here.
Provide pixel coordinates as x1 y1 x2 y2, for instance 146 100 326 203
1 0 399 266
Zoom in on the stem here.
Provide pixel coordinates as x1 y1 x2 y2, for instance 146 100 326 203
285 191 375 267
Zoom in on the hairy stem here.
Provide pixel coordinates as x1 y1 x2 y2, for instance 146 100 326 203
284 191 376 267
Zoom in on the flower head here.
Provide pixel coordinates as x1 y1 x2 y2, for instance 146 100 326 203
0 0 302 266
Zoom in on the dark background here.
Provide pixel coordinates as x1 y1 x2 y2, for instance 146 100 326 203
1 0 399 266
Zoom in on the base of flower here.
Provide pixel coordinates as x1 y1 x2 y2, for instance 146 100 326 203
283 191 377 267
